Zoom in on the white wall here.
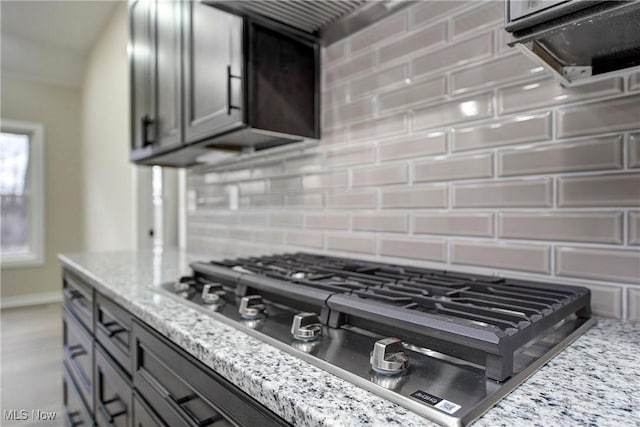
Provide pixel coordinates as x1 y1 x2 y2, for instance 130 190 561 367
81 2 137 251
1 77 83 303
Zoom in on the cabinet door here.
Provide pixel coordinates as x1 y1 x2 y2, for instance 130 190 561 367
63 307 94 415
63 363 93 427
95 347 132 427
130 0 156 151
183 2 244 144
154 0 182 150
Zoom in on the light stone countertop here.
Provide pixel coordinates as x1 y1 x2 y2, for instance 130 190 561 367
58 248 640 427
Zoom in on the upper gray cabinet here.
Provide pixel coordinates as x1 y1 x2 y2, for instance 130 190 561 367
130 0 182 155
183 2 243 144
129 0 320 168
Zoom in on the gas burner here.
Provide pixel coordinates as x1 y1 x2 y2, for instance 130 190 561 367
159 252 594 426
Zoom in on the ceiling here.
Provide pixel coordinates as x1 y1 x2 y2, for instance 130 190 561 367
0 0 119 86
1 0 118 53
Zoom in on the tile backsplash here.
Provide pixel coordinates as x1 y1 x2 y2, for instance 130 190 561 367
186 1 640 320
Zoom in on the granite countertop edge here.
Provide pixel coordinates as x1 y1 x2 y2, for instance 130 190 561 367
58 249 639 427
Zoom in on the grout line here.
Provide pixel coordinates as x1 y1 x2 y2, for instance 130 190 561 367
623 132 629 170
623 209 629 246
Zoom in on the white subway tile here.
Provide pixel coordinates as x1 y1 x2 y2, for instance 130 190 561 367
378 77 447 112
325 52 374 85
380 237 446 262
451 1 503 39
353 213 407 232
499 77 624 114
350 113 408 142
453 178 552 208
352 164 408 187
327 233 375 254
452 240 550 274
414 153 493 183
286 231 323 248
413 32 493 78
350 63 409 98
557 95 640 138
351 11 407 54
379 132 447 161
453 112 552 152
327 190 377 209
305 213 350 230
498 136 623 177
556 246 640 284
558 173 640 207
379 22 447 64
414 93 494 131
499 212 623 244
414 212 494 237
452 53 545 95
381 185 448 209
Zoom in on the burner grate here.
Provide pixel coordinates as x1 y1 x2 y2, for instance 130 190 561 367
192 252 591 381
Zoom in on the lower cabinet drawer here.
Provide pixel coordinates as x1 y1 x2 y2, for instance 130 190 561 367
95 346 132 427
63 306 94 415
63 362 93 427
133 393 165 427
132 320 287 427
63 270 93 333
95 293 132 377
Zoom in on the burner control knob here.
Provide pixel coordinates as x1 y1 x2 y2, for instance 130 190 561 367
238 295 266 319
291 313 322 341
174 277 192 292
370 338 408 375
201 283 224 304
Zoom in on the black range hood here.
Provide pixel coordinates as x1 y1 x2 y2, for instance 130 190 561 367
505 0 640 86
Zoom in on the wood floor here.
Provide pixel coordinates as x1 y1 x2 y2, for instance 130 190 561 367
1 303 64 426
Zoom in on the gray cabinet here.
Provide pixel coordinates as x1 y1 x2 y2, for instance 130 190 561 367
61 268 289 427
129 0 154 153
183 1 243 144
130 0 182 159
129 1 319 168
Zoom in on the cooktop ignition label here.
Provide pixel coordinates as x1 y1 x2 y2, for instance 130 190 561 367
410 390 461 415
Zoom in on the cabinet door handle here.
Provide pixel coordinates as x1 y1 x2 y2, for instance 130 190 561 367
226 65 241 115
141 115 154 147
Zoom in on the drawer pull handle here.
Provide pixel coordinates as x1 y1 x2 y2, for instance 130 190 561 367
67 344 87 359
99 397 127 423
63 287 92 320
66 409 84 427
167 393 222 427
63 288 81 300
98 321 127 338
175 393 197 404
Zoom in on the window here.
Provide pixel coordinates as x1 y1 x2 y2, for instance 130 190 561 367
1 119 44 267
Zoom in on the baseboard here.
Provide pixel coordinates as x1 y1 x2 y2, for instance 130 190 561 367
1 291 62 309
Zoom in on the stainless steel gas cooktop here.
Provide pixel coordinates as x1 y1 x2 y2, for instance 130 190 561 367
158 252 595 426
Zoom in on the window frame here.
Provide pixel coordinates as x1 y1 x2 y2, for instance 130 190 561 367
1 119 45 268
